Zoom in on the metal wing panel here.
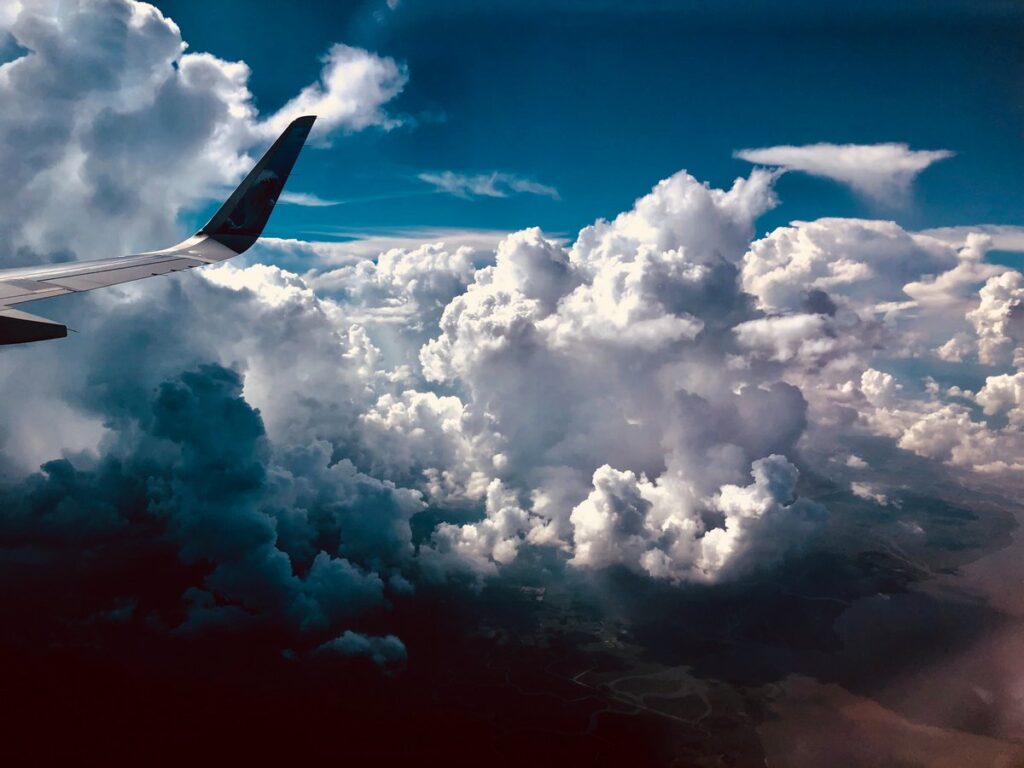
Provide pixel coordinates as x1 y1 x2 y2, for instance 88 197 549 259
43 256 202 291
0 235 238 307
0 285 70 305
0 279 66 301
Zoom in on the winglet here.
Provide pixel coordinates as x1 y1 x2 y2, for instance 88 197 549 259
200 115 317 254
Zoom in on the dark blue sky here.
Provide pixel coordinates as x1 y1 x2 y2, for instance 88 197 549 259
161 0 1024 241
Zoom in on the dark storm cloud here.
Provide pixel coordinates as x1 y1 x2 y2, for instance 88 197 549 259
0 361 419 639
314 630 408 672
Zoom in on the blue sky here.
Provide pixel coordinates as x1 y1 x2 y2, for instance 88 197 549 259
159 0 1024 243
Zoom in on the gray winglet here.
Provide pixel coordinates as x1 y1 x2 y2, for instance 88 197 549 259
200 115 317 254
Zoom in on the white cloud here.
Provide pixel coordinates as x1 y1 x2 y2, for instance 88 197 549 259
258 229 508 266
860 369 901 407
851 481 889 506
568 455 824 584
572 168 778 271
903 234 1006 309
359 389 497 500
976 372 1024 426
279 191 340 207
968 271 1024 366
921 225 1024 253
742 218 959 315
734 314 839 365
406 168 826 579
845 455 869 469
261 43 407 138
854 375 1024 476
740 219 1023 374
735 142 953 204
0 2 405 264
418 170 559 200
935 333 974 363
569 465 657 572
898 405 1024 474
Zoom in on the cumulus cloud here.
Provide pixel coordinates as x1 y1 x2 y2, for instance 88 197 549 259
315 630 407 672
851 481 889 506
401 168 834 582
572 168 778 271
850 368 1024 475
0 0 405 264
736 213 1024 481
921 225 1024 253
976 372 1024 426
0 362 423 638
741 218 959 314
898 406 1024 473
968 270 1024 367
735 142 953 204
0 0 426 648
740 218 1022 377
418 170 560 200
261 43 407 138
734 313 841 365
568 455 824 583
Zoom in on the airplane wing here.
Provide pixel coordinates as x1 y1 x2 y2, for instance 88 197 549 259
0 115 317 345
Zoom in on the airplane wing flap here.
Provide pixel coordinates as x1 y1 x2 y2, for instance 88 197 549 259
0 279 55 300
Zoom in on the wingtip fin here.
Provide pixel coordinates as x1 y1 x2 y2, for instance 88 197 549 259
200 115 317 254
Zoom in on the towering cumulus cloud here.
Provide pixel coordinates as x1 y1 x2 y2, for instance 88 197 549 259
1 0 1022 662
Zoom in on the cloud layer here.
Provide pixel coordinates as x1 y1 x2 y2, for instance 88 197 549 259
418 170 559 199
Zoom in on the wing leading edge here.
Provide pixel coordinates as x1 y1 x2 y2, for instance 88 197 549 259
0 115 316 346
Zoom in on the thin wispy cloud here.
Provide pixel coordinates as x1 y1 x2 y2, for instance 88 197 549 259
921 225 1024 253
260 227 512 265
276 189 438 209
279 191 341 207
735 142 953 204
418 170 560 200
